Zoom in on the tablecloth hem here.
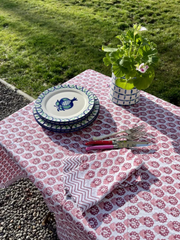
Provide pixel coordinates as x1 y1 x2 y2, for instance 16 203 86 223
0 174 27 189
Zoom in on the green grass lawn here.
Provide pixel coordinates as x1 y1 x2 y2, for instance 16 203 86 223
0 0 180 105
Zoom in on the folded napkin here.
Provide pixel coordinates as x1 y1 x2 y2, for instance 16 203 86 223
63 153 144 212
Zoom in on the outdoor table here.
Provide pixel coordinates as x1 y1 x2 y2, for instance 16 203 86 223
1 69 180 240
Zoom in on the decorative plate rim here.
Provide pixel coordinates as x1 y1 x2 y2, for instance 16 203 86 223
34 84 95 123
33 95 100 133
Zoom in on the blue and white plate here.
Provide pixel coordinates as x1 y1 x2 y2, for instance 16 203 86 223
33 95 100 133
34 85 95 124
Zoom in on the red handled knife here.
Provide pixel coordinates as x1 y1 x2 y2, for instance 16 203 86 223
86 141 151 151
85 140 116 145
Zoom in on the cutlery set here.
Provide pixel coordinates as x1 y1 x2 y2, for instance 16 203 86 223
85 124 153 151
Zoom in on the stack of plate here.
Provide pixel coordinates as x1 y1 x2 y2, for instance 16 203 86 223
33 84 100 133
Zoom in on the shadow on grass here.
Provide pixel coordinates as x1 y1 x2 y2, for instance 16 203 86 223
0 0 117 54
0 0 119 96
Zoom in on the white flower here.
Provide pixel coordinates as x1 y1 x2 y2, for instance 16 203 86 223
136 63 149 73
139 26 147 32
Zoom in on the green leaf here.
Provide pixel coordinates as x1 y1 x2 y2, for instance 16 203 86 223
125 69 136 79
142 45 157 56
102 46 118 52
137 48 143 56
126 30 134 41
115 78 135 90
148 55 159 65
135 34 142 44
133 67 155 90
119 56 131 68
110 50 124 62
116 34 123 41
112 64 124 77
103 55 111 66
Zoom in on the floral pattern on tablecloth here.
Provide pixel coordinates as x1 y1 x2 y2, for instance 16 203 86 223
0 143 27 188
63 153 144 212
0 69 180 240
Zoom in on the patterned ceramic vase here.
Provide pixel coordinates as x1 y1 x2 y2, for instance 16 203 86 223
110 73 140 106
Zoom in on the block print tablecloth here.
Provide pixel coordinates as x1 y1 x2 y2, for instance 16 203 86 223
1 69 180 240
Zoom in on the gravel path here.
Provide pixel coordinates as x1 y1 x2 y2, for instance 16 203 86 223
0 82 59 240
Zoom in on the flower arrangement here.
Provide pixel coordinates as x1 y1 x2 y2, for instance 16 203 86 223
102 24 159 90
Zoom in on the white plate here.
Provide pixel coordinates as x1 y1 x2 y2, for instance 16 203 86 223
33 95 100 133
34 85 95 124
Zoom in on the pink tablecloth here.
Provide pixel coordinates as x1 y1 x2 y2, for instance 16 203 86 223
1 69 180 240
